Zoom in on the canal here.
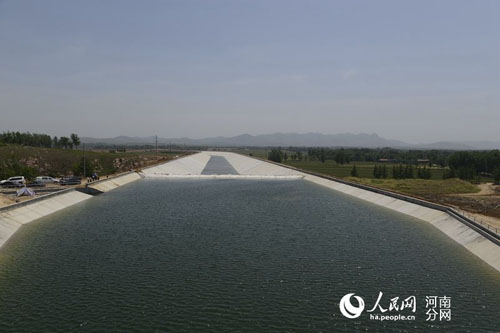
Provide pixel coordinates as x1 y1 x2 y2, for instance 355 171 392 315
0 179 499 331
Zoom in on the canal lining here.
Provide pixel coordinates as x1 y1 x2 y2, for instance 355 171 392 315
1 151 499 273
202 156 239 175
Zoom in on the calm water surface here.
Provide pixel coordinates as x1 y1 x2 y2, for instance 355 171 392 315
0 179 499 332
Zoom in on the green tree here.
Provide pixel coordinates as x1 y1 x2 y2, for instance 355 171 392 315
351 165 358 177
70 133 81 149
373 165 380 179
0 159 38 180
319 149 326 163
72 157 95 177
297 151 303 161
381 165 387 178
404 165 414 178
52 136 59 148
59 136 72 149
493 167 500 185
335 150 349 165
443 168 456 179
267 149 283 163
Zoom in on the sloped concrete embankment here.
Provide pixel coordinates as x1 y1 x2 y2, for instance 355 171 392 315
208 152 301 176
0 154 209 249
217 151 500 272
88 172 142 193
302 174 500 272
140 151 302 178
0 171 144 249
0 189 92 248
141 152 211 176
1 150 499 272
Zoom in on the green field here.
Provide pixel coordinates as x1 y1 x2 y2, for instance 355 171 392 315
284 160 446 180
344 177 479 196
281 158 480 197
230 149 269 159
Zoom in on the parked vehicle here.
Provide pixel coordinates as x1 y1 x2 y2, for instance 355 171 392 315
35 176 59 184
0 181 24 188
0 176 25 187
27 181 46 188
59 177 81 185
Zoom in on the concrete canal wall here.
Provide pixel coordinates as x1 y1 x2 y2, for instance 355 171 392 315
302 173 500 272
145 174 303 180
0 190 92 248
0 169 144 249
1 150 499 272
88 172 142 193
0 153 209 249
141 152 211 176
209 151 301 176
212 151 500 272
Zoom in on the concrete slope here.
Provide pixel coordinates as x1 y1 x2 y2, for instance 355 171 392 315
209 152 302 176
302 174 500 272
207 152 500 272
89 172 142 193
0 170 144 249
0 190 92 248
141 152 211 176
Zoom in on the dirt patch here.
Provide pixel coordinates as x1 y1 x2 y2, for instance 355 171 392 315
451 183 496 196
0 194 15 208
426 194 499 215
440 183 500 219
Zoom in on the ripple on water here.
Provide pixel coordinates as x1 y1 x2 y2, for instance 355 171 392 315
0 179 499 332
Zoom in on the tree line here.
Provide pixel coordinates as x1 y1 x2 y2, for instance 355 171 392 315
270 148 500 184
348 164 433 180
0 131 81 149
305 147 450 166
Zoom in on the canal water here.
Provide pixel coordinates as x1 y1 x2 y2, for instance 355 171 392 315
0 179 499 332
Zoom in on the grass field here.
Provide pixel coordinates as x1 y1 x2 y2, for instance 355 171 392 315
284 160 446 179
230 149 269 159
280 158 480 198
344 177 479 196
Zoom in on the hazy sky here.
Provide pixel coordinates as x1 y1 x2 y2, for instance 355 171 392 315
1 0 499 142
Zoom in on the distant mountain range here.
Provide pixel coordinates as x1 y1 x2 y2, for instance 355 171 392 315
81 133 500 150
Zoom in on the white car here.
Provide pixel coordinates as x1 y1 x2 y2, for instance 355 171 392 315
35 176 59 184
0 176 26 187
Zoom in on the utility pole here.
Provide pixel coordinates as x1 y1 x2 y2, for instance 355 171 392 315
83 143 86 186
155 135 158 161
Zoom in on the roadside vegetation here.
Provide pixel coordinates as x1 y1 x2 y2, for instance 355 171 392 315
0 131 192 180
0 144 184 180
